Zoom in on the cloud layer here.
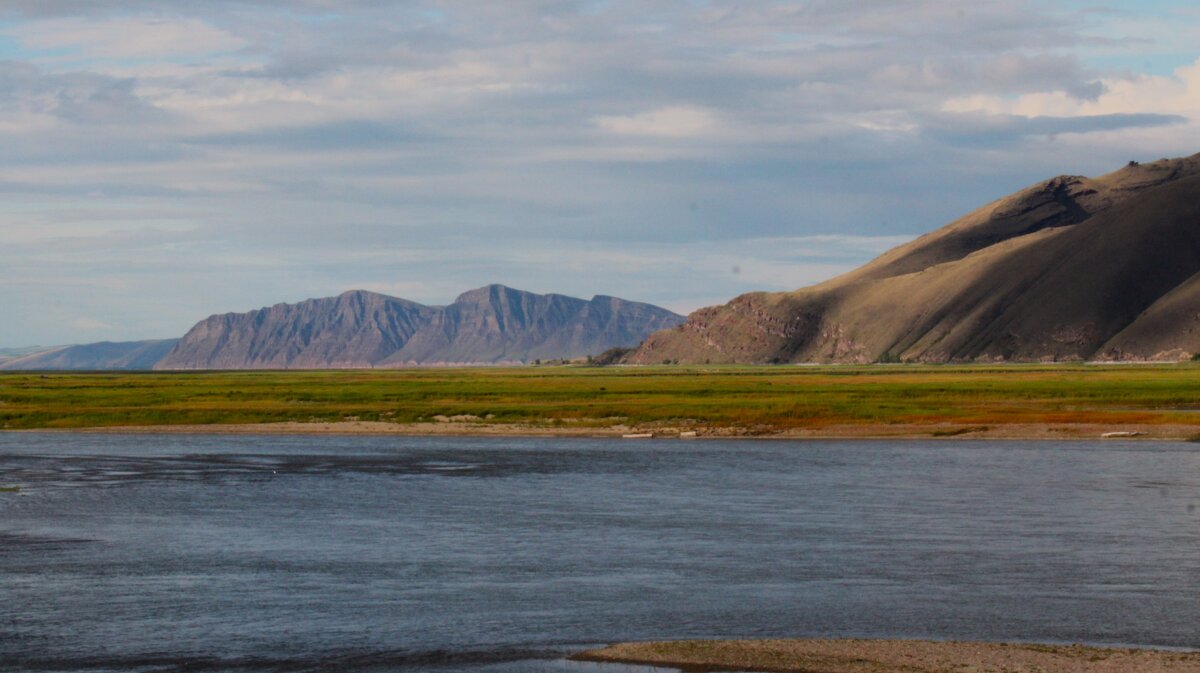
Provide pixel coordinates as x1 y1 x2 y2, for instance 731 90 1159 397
1 1 1198 344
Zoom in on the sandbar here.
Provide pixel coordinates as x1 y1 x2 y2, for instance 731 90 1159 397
35 420 1200 440
573 639 1200 673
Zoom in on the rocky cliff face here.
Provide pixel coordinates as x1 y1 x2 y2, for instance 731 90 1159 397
628 153 1200 364
156 291 434 369
156 285 683 369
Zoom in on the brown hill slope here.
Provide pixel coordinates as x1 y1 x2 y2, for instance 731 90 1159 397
628 154 1200 364
156 285 683 369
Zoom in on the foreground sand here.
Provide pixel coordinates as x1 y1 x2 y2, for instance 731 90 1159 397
573 639 1200 673
52 419 1200 440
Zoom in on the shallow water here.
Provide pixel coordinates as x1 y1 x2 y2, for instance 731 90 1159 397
1 434 1199 672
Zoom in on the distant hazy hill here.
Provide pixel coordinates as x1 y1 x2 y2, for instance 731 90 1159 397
155 284 684 369
0 340 179 371
0 346 55 366
628 153 1200 364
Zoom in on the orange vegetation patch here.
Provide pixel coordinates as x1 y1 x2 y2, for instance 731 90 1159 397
574 639 1200 673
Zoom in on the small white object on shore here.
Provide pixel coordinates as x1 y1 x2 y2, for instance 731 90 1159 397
679 431 698 439
622 433 654 439
1101 431 1142 438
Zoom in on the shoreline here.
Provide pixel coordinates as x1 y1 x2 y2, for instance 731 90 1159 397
7 366 1200 441
572 639 1200 672
9 420 1200 440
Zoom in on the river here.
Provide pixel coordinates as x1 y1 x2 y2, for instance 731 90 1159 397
2 433 1199 672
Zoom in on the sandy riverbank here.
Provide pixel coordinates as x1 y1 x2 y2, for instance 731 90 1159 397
29 420 1200 440
573 639 1200 672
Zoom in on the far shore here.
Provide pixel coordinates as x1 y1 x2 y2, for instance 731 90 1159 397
572 639 1200 673
7 366 1200 439
17 419 1200 441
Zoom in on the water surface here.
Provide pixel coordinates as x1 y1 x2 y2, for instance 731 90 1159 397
2 433 1199 672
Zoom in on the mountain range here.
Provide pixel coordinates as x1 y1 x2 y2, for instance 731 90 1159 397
0 285 683 370
157 284 683 369
9 153 1200 370
627 153 1200 364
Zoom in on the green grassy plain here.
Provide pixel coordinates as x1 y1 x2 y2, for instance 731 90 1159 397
2 363 1200 435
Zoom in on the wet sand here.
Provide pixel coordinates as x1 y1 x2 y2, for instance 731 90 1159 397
43 419 1200 440
573 639 1200 673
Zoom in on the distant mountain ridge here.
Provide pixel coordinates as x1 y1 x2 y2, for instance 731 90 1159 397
628 153 1200 364
154 284 684 369
0 345 55 365
0 340 179 371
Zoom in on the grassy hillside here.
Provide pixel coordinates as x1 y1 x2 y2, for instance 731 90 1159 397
3 364 1200 435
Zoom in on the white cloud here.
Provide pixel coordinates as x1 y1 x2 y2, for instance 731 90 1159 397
943 58 1200 121
594 106 720 138
14 16 246 60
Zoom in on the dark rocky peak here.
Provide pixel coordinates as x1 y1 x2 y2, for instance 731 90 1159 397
448 285 587 334
156 284 683 368
453 284 507 303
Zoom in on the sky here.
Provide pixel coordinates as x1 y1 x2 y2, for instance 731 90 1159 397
2 1 1200 346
